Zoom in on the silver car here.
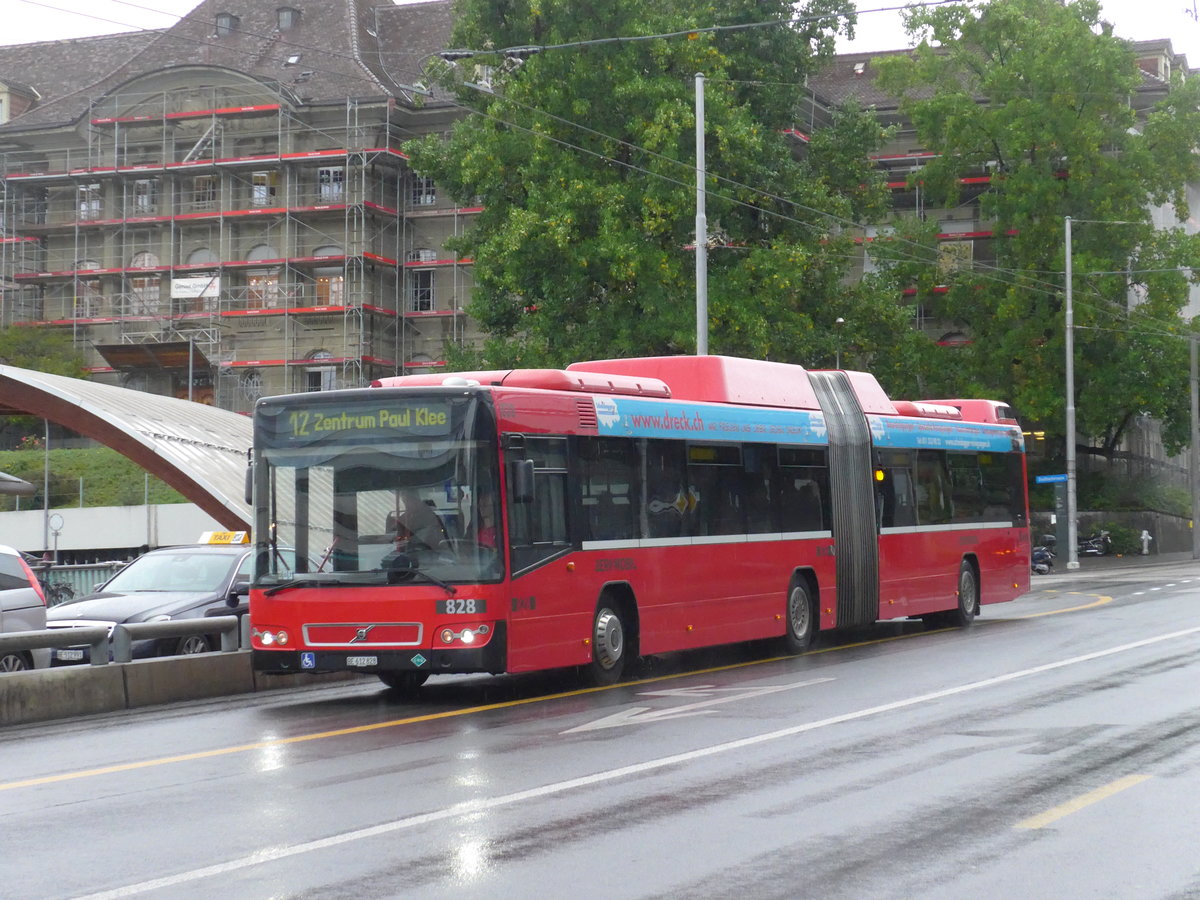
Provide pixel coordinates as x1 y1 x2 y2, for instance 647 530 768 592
0 545 50 672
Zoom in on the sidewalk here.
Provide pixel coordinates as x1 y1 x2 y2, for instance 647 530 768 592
1031 549 1200 586
1067 549 1197 569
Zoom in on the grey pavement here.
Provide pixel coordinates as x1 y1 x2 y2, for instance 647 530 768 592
1030 547 1200 588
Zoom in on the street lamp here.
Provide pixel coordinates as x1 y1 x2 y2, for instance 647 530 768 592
834 317 845 368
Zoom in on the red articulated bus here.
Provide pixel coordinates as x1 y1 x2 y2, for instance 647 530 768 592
248 355 1030 692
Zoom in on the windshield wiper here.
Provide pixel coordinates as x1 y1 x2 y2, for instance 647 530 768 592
390 568 457 596
262 573 386 596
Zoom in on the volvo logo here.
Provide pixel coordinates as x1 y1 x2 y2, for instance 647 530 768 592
349 625 375 644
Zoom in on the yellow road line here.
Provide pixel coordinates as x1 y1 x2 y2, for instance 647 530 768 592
1018 593 1113 618
2 593 1109 792
1015 774 1151 829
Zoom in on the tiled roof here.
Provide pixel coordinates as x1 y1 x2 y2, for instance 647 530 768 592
808 50 912 111
809 38 1188 113
0 31 163 125
0 0 454 130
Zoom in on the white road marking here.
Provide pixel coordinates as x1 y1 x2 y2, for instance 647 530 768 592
561 677 835 733
77 624 1200 899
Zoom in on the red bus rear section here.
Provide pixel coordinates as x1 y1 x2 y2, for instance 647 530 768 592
249 355 1030 690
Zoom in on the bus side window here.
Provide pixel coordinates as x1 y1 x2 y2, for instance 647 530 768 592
576 436 638 541
740 444 775 534
778 446 828 532
875 452 917 529
641 439 687 540
915 450 952 525
948 452 986 523
686 443 743 536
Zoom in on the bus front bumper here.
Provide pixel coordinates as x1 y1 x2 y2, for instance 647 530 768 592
252 622 507 676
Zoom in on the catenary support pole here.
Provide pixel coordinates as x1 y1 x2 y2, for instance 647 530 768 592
695 73 708 356
1192 335 1199 558
1065 217 1079 570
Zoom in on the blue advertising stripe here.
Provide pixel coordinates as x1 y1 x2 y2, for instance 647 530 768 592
590 396 1021 453
869 415 1022 453
592 395 828 444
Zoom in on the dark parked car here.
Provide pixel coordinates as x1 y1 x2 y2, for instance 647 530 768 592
0 545 50 672
45 543 297 664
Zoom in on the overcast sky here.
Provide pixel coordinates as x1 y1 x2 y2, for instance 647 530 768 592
8 0 1200 62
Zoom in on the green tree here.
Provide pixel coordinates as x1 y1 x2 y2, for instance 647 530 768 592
874 0 1200 456
0 326 86 378
0 327 87 443
405 0 922 371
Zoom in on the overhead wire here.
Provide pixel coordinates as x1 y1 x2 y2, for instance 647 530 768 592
12 0 1196 341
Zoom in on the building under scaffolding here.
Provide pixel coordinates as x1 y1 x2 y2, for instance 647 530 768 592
0 0 473 412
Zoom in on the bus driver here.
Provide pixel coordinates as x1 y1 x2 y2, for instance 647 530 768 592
390 488 448 549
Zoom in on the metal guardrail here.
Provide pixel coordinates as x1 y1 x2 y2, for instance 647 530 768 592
0 627 109 666
110 616 239 662
0 616 240 666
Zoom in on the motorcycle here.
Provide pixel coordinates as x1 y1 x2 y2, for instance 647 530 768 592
1031 544 1054 575
1078 530 1111 556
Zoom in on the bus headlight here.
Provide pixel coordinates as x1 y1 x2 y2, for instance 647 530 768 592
257 629 289 646
439 624 491 645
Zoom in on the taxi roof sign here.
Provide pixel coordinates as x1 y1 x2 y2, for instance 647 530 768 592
200 530 249 544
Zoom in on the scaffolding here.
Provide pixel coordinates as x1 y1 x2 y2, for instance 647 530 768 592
0 80 478 411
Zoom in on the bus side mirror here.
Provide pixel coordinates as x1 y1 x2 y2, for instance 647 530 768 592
512 459 535 504
244 465 253 506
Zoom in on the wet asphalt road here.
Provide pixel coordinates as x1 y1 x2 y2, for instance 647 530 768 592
4 559 1200 899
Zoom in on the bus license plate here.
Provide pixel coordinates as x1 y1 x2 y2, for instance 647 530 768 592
345 655 378 667
56 649 84 662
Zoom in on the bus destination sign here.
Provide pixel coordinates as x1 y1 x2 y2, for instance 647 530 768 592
269 400 453 443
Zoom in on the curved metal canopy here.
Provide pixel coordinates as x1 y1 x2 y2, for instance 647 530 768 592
0 366 252 530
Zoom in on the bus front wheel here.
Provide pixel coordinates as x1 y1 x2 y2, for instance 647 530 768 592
585 600 627 686
379 671 430 695
782 580 816 654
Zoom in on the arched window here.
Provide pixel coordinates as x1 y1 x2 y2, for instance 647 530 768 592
122 372 150 393
239 370 264 404
938 332 971 347
246 244 280 262
305 350 336 392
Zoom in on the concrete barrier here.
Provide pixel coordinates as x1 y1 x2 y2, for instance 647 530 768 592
0 652 366 727
123 652 256 708
0 664 127 725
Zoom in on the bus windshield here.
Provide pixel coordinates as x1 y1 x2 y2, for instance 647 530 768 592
253 391 502 586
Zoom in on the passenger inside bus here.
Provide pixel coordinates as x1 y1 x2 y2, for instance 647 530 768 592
389 488 449 549
472 487 498 548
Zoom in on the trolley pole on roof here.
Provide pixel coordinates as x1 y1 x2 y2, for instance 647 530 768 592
1065 217 1080 570
695 73 708 356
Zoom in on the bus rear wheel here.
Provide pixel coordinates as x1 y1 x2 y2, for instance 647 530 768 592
379 671 430 695
585 601 627 686
782 581 816 654
948 560 979 627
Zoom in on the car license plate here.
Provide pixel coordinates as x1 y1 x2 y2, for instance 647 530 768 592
345 655 378 667
56 649 84 661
